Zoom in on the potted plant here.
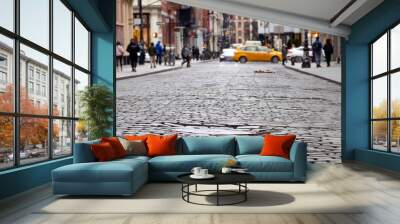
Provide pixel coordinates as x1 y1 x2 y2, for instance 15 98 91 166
79 84 113 140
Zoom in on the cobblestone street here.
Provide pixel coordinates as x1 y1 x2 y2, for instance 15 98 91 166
117 61 341 163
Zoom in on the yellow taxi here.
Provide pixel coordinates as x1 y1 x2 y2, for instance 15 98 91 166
232 46 282 63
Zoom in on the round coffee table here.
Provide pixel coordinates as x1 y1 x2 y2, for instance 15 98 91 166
177 173 255 206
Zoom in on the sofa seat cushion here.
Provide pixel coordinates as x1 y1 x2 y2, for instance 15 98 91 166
149 154 235 172
236 155 293 172
117 155 150 162
53 159 147 183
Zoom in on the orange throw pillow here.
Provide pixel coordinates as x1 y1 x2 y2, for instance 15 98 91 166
91 142 117 162
101 137 127 158
146 134 178 157
260 134 296 159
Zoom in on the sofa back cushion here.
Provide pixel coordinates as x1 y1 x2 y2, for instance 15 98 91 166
73 140 100 163
180 136 235 155
235 136 264 155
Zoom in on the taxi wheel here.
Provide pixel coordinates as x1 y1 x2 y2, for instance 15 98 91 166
271 56 279 63
239 56 247 63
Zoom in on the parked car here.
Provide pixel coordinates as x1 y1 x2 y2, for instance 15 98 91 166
232 46 282 63
287 46 324 63
219 48 236 61
7 150 31 161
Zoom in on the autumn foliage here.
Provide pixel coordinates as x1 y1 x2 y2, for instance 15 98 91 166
372 99 400 143
0 85 59 151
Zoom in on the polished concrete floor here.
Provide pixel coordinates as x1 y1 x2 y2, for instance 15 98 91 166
0 162 400 224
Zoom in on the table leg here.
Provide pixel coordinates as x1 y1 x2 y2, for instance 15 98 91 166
195 184 198 192
217 184 220 206
245 183 247 201
187 184 190 202
181 184 183 199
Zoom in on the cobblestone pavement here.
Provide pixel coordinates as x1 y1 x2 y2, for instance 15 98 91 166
117 61 341 163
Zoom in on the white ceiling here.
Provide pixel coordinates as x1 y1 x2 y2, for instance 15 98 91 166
167 0 384 37
226 0 352 22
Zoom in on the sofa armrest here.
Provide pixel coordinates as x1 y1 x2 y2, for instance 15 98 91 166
73 140 100 163
289 141 307 182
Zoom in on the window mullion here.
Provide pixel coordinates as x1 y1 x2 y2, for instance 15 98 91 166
71 10 76 155
13 0 21 167
388 29 391 152
48 0 54 160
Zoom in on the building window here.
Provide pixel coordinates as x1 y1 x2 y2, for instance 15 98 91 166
370 23 400 153
28 81 34 94
0 71 6 85
35 70 41 81
0 54 6 84
28 67 34 80
41 85 46 97
0 0 91 170
36 83 41 95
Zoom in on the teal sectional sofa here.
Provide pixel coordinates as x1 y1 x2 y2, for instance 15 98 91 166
52 136 307 196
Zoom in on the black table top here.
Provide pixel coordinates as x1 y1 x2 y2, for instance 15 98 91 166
177 172 255 185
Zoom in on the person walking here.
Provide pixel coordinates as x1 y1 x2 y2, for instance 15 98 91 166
155 41 163 65
312 36 323 68
116 41 125 71
281 44 288 65
148 42 157 68
168 47 175 66
181 45 191 68
139 41 146 65
191 46 198 61
163 45 168 65
323 39 334 67
126 39 140 72
195 47 200 61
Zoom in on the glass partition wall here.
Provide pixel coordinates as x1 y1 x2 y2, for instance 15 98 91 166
0 0 91 170
370 23 400 153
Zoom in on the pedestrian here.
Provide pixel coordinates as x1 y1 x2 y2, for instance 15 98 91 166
116 41 124 71
139 41 146 65
168 47 175 66
155 41 163 65
181 45 191 68
126 38 140 72
281 44 288 65
197 47 200 60
163 45 168 65
312 36 323 68
148 42 157 68
323 39 334 67
191 46 196 61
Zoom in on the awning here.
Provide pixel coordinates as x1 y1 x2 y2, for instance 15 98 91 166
167 0 384 37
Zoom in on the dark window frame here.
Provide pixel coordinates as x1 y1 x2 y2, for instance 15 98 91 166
0 0 92 171
370 21 400 153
